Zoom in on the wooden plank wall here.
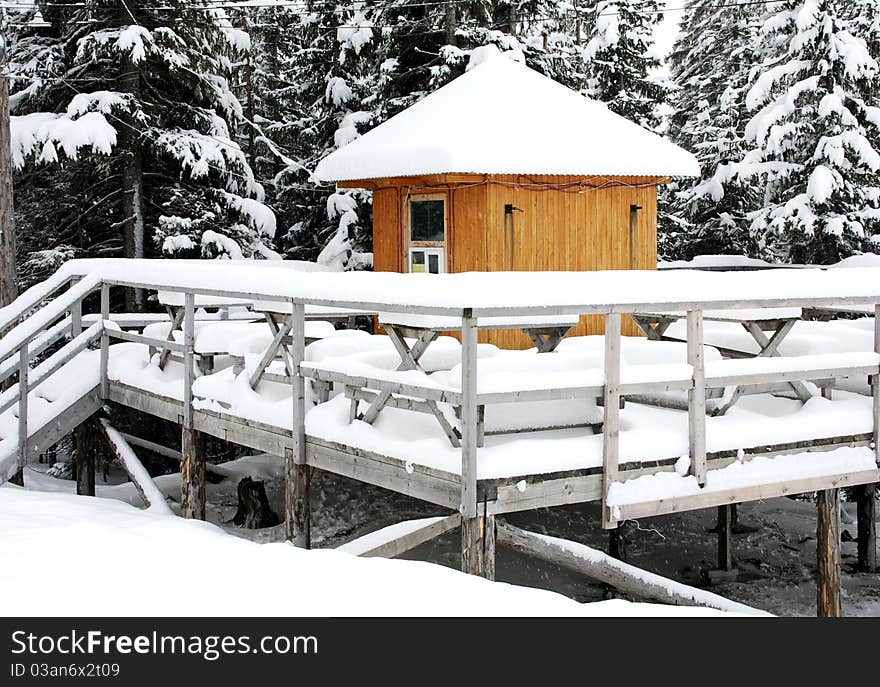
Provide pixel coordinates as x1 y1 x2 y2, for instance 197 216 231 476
483 175 660 349
372 186 402 272
369 175 660 350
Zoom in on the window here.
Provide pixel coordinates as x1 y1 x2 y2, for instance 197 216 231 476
410 247 444 274
410 199 445 243
406 195 446 274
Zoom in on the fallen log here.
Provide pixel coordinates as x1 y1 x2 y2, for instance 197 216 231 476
495 521 769 616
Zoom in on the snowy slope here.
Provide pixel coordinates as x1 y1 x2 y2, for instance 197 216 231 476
0 489 729 617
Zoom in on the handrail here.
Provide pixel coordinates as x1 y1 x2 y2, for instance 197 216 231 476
0 271 79 335
0 316 71 386
0 274 100 363
0 321 103 417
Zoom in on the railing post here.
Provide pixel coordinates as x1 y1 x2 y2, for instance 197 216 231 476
874 304 880 466
602 312 621 529
687 309 707 485
13 344 28 486
460 309 479 520
180 292 205 520
99 283 110 399
70 297 82 338
286 300 310 547
460 309 493 577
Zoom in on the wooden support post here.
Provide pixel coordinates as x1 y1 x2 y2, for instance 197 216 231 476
461 510 495 580
609 523 627 562
180 292 205 520
817 489 842 617
874 304 880 466
14 345 28 485
70 297 82 338
180 426 205 519
286 301 310 547
687 310 707 484
856 483 877 572
460 309 479 520
99 283 110 399
717 504 733 571
75 417 96 496
602 312 621 529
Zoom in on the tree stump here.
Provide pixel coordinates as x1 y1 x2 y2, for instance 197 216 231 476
233 476 280 529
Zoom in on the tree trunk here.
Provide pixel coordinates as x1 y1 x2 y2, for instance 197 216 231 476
233 476 280 529
0 58 18 307
118 8 146 311
445 1 457 46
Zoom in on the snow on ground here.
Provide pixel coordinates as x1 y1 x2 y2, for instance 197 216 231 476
0 488 729 617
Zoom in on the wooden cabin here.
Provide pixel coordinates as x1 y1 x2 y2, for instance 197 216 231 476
315 48 699 348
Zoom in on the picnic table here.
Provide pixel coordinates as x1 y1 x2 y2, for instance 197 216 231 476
345 312 583 443
156 291 256 370
802 304 877 321
631 308 812 414
246 300 372 389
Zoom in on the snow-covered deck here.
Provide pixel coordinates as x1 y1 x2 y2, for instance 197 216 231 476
2 259 880 572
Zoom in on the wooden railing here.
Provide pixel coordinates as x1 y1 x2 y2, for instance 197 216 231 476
1 272 879 538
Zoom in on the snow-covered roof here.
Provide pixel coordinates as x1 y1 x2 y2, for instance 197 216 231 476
314 51 700 182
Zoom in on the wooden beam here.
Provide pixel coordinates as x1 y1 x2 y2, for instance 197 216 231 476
717 504 733 571
460 310 479 519
816 489 841 617
687 309 707 484
496 521 767 614
98 417 173 515
100 283 110 399
856 484 877 572
286 301 310 546
874 303 880 466
15 346 27 486
602 312 621 528
180 293 205 520
75 419 96 497
342 514 461 558
180 426 205 519
462 512 495 580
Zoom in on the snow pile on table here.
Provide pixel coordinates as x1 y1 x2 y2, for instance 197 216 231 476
0 489 729 616
665 317 874 358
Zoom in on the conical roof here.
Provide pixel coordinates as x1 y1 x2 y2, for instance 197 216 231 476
315 50 700 183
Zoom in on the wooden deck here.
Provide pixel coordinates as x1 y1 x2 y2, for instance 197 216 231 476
1 261 879 616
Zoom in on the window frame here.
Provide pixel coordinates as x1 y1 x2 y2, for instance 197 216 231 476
404 192 449 273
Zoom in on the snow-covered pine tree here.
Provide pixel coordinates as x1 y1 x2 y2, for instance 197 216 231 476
661 0 763 259
732 0 880 263
269 2 378 270
583 0 670 130
8 0 277 296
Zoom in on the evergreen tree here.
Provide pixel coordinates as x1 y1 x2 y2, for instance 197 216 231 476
732 0 880 263
8 0 277 296
662 0 763 259
583 0 670 130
